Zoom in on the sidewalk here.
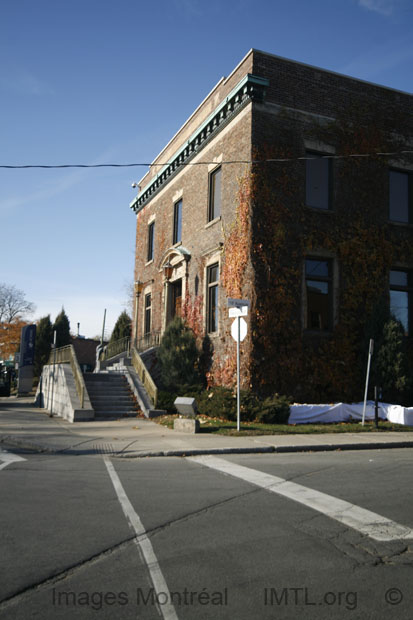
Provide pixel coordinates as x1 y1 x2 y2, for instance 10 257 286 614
1 396 413 458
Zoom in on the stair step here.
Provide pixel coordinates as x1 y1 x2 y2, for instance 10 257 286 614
94 414 138 419
89 395 133 401
85 376 126 380
92 403 138 410
92 402 137 407
84 371 140 417
85 378 127 383
93 410 138 415
87 386 128 396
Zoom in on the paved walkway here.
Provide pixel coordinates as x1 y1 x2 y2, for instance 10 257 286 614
1 396 413 458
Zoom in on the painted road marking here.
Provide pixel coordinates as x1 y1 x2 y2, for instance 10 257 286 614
188 455 413 542
0 449 26 471
104 458 178 620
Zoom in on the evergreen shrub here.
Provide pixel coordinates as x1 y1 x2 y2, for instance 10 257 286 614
158 317 201 390
254 394 291 424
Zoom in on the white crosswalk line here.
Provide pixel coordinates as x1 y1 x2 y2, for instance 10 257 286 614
104 457 179 620
188 455 413 542
0 449 26 470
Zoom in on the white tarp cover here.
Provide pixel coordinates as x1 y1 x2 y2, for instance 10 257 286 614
289 401 413 426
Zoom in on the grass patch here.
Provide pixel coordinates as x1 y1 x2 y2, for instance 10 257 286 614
155 414 413 435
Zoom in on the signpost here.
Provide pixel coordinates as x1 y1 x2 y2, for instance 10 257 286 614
362 339 374 426
228 299 249 431
49 330 57 418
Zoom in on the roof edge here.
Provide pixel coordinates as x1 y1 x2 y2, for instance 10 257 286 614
137 50 255 186
252 48 412 97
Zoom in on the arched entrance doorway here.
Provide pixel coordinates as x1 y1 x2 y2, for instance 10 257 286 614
159 247 191 332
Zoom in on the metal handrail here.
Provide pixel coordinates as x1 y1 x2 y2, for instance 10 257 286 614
47 344 86 408
131 346 158 406
100 336 131 361
135 331 161 352
99 332 160 362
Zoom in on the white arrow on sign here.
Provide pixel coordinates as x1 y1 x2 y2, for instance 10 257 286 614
231 317 247 342
229 306 248 318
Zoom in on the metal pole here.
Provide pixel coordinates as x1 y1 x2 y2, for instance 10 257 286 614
362 339 374 426
237 316 240 432
134 288 140 349
49 330 57 418
374 385 379 429
101 309 107 346
37 375 42 407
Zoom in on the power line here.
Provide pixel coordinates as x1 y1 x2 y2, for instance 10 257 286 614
0 150 412 170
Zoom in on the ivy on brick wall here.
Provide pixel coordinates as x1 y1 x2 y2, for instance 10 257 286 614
249 104 413 403
206 170 253 389
250 142 304 398
221 171 251 297
177 103 412 402
181 289 204 340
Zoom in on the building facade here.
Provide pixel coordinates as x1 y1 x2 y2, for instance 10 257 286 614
130 49 413 402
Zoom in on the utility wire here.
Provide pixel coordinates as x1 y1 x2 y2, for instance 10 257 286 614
0 150 412 169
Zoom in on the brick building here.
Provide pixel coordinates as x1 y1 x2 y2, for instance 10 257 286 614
130 49 413 402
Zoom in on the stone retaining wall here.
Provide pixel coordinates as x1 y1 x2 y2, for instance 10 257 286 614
37 364 94 423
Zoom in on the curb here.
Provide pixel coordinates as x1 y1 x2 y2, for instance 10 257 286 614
119 447 275 458
3 434 413 458
117 441 413 458
0 436 59 454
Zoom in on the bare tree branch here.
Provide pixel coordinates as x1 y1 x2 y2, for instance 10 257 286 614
0 284 36 323
123 280 135 317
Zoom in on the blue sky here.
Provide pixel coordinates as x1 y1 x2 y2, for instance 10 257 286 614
1 0 412 339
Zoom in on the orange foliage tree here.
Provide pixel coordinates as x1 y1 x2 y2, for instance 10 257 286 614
0 320 28 360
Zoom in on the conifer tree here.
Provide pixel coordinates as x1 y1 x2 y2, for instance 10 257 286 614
34 315 53 376
376 318 410 404
362 299 410 404
109 311 132 344
53 308 71 348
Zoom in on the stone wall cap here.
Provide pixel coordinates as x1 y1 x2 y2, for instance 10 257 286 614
174 397 197 416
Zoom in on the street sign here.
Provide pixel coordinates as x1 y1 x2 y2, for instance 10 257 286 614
227 298 250 309
230 315 248 432
229 306 248 318
231 317 247 342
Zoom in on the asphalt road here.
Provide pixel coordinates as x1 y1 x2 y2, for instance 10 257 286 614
0 447 412 619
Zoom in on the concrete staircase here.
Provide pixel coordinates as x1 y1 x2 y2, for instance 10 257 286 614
83 372 141 418
98 352 165 418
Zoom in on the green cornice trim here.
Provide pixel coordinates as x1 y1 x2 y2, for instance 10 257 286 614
130 73 269 213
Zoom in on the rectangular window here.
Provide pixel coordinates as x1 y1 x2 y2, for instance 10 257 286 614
170 279 182 320
305 152 330 210
173 199 182 245
208 166 222 222
144 293 151 335
147 222 155 262
305 258 332 330
389 170 411 223
207 263 219 333
390 269 411 334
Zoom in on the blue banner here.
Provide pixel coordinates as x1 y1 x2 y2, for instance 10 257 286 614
19 324 36 367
